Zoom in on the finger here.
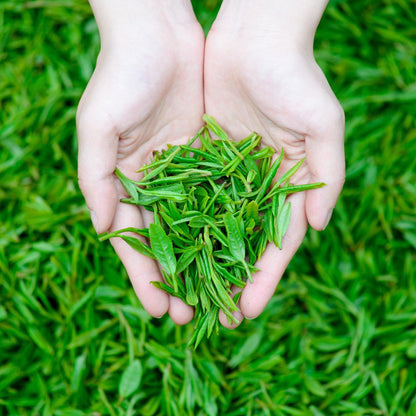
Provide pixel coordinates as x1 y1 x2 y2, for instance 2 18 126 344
168 296 194 325
77 109 119 233
305 103 345 230
110 201 169 318
240 192 307 319
219 286 244 329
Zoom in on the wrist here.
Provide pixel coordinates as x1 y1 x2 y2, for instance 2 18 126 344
214 0 328 54
89 0 197 49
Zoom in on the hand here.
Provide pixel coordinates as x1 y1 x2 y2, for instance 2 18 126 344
204 0 345 326
77 0 204 324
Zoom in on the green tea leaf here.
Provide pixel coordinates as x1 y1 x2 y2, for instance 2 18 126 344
213 263 245 288
206 306 219 338
204 226 213 255
138 183 187 202
115 168 139 202
224 212 245 263
255 150 284 203
185 272 198 306
275 157 305 187
255 226 269 260
177 245 202 274
200 128 223 161
140 146 182 180
191 313 210 349
98 227 149 241
276 202 291 249
203 114 228 141
246 200 259 224
149 223 177 276
263 182 325 203
203 115 244 159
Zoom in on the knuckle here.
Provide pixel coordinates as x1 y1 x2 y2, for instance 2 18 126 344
308 101 345 139
75 108 92 138
77 175 94 198
338 174 346 188
76 106 117 140
332 102 345 127
321 100 345 128
77 175 88 195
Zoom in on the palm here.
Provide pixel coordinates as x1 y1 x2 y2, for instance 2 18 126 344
77 21 204 323
205 27 344 323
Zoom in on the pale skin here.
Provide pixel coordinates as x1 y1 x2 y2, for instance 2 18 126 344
77 0 345 328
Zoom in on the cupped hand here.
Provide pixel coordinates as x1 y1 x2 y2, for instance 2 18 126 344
77 1 204 324
204 1 345 326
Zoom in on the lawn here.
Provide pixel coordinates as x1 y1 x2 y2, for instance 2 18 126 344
1 0 416 415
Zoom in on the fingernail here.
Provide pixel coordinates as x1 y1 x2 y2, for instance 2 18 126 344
323 209 333 230
90 210 99 232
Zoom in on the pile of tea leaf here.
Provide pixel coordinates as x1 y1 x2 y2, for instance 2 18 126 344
100 115 324 347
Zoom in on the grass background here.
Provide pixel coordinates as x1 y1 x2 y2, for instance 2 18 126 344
1 0 416 415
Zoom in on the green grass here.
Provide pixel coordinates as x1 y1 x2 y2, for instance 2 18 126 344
1 0 416 414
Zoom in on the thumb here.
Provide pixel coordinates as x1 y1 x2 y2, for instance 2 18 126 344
77 109 119 233
305 104 345 230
